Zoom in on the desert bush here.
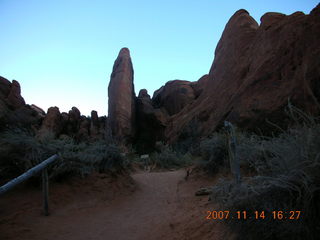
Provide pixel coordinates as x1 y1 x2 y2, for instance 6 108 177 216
149 146 192 169
211 161 320 239
0 128 42 180
174 117 202 154
50 140 126 179
197 132 228 174
0 128 126 182
208 122 320 239
235 124 320 176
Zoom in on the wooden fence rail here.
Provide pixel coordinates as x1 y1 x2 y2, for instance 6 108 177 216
0 154 58 216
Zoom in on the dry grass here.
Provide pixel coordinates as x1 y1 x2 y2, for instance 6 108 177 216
196 104 320 239
0 129 126 182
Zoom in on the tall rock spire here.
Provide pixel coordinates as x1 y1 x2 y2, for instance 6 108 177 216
108 48 136 142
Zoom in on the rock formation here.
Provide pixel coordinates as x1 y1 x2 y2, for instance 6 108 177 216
6 80 25 109
108 48 136 142
135 89 168 152
37 106 107 141
66 107 81 135
0 77 11 118
1 4 319 150
78 116 90 140
152 80 196 116
90 110 100 139
0 76 41 129
165 5 320 142
30 104 45 117
38 106 62 137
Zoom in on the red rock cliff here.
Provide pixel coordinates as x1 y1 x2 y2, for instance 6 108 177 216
166 5 320 142
108 48 136 142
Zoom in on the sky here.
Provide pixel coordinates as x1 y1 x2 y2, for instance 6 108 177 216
0 0 318 116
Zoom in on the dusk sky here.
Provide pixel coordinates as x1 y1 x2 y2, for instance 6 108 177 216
1 0 318 116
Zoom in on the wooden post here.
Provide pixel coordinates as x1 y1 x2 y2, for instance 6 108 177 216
224 121 241 184
0 154 58 216
42 168 49 216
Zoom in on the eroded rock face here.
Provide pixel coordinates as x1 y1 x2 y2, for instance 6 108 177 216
108 48 136 142
37 106 107 141
90 110 100 139
0 77 11 118
38 107 62 137
30 104 45 117
78 116 90 141
0 77 41 129
190 75 209 99
0 78 25 114
166 5 320 142
135 89 168 152
90 110 108 140
152 80 196 116
6 80 25 109
0 76 106 142
67 107 81 135
0 77 11 98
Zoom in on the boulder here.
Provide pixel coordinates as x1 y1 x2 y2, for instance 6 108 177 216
108 48 136 142
152 80 196 116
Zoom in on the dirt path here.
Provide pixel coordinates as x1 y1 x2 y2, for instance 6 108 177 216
0 170 224 240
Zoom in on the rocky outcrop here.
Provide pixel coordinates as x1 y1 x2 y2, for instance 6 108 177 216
90 110 100 139
38 106 107 141
30 104 45 117
78 116 90 140
2 4 319 149
0 77 41 129
134 79 200 151
152 80 196 116
0 77 106 142
89 110 108 140
135 89 168 152
6 80 25 109
108 48 136 142
66 107 81 136
0 77 11 118
38 106 62 137
190 75 209 98
165 5 320 142
0 78 25 111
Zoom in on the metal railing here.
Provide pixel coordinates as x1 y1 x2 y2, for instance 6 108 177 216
0 154 59 216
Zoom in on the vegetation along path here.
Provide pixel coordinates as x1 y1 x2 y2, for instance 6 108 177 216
0 170 223 240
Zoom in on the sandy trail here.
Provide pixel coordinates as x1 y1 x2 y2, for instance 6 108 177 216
0 170 223 240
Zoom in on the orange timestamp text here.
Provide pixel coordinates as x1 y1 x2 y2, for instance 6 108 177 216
206 210 301 220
